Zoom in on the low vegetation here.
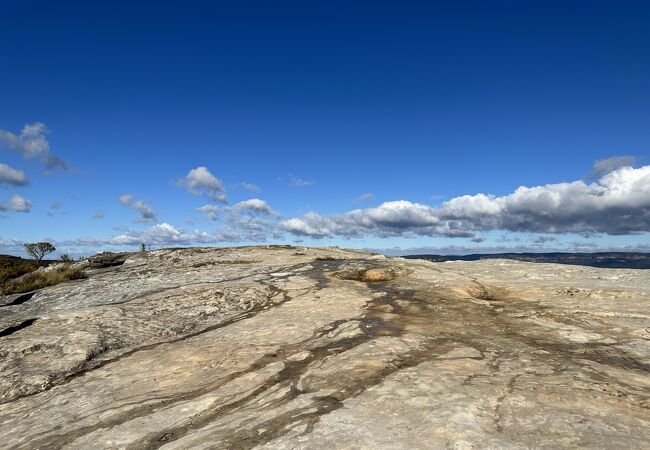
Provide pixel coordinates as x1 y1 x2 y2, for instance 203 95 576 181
466 283 509 301
3 265 87 294
332 263 408 282
0 242 85 295
0 255 38 289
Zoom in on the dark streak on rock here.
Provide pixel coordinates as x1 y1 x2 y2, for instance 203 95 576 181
0 291 36 307
0 318 37 338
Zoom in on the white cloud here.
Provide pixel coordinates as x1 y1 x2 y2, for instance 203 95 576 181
118 194 157 222
0 194 32 213
0 163 29 186
588 155 636 179
440 164 650 235
81 197 283 249
281 164 650 238
280 212 332 238
213 215 280 242
280 201 457 238
132 200 156 222
229 198 279 217
286 174 314 188
0 122 68 171
178 166 226 202
80 221 263 247
196 204 220 221
202 198 281 241
112 223 192 245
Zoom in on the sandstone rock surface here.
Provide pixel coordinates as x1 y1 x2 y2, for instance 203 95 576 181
0 246 649 449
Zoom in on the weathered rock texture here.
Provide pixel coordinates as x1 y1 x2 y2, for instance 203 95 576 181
0 246 648 449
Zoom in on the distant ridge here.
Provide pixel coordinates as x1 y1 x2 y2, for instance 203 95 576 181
403 252 650 269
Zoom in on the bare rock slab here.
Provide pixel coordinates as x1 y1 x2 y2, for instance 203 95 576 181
0 246 648 449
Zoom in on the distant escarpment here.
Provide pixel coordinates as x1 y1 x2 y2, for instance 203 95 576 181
405 251 650 269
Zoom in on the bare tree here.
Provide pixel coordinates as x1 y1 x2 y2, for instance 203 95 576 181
24 242 56 266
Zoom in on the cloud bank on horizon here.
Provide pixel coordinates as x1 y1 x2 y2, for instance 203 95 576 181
4 157 642 255
281 163 650 239
1 122 649 255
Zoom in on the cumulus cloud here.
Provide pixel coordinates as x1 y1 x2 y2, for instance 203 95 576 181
131 201 157 222
280 201 469 238
280 212 333 238
112 223 194 245
229 198 279 217
118 194 157 222
210 220 269 242
0 194 32 213
196 204 220 221
201 198 282 242
92 210 105 219
0 123 68 171
178 166 226 202
186 198 282 241
71 220 272 248
0 163 29 187
281 165 650 239
588 156 636 179
441 165 650 235
56 224 204 249
99 197 282 248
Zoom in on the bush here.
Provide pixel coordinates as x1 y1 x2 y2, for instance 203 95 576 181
467 284 509 301
3 266 87 294
0 256 37 289
60 253 72 263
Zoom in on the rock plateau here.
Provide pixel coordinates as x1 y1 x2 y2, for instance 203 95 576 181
0 246 649 449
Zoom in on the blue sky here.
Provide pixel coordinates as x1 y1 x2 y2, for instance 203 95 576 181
1 1 649 256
